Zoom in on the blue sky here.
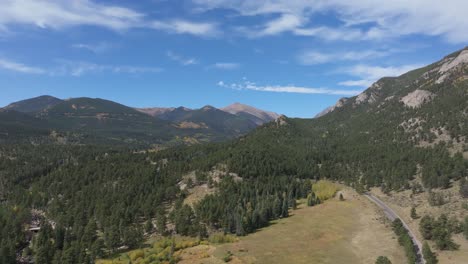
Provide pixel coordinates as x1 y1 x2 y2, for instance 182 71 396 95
0 0 467 117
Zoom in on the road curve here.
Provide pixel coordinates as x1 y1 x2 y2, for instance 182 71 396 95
364 193 425 264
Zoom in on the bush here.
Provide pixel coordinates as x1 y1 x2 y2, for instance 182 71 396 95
463 217 468 240
129 249 145 261
460 178 468 198
312 180 339 201
423 242 438 264
223 251 233 262
208 233 238 244
375 256 392 264
428 192 446 206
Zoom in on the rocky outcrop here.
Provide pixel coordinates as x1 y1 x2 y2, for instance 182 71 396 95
436 49 468 84
401 90 435 108
315 97 348 118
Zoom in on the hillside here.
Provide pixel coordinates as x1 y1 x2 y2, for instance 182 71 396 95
136 103 278 129
1 48 467 264
222 102 280 125
1 97 277 145
3 95 63 113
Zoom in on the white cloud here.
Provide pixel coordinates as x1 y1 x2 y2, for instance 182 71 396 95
339 64 422 87
292 26 384 41
166 51 198 66
218 80 361 96
0 58 45 74
0 0 218 36
258 14 303 36
150 20 219 36
55 61 162 76
72 42 114 53
338 79 373 87
0 57 162 76
193 0 468 43
0 0 143 31
211 63 240 70
298 50 389 65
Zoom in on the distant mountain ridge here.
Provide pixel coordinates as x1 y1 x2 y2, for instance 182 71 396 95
3 95 63 113
1 96 280 145
135 102 278 126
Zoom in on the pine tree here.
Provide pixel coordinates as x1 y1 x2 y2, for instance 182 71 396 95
410 207 418 219
307 192 316 206
420 215 434 240
375 256 392 264
463 217 468 240
281 198 289 218
145 219 153 234
460 177 468 198
423 242 438 264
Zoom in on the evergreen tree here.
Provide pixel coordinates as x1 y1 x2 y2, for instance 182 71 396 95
281 197 289 218
375 256 392 264
420 215 434 240
410 207 418 219
423 242 438 264
122 226 143 249
104 225 120 253
34 222 54 264
463 217 468 240
460 177 468 198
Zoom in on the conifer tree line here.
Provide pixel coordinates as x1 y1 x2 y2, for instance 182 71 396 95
392 219 418 264
0 75 467 263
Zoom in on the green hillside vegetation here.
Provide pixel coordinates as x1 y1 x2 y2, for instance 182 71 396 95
0 48 468 263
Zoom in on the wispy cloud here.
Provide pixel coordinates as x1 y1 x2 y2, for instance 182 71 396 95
0 57 162 76
0 58 45 74
150 20 219 36
0 0 143 31
166 51 198 66
55 61 163 76
257 14 303 36
72 42 115 53
218 80 361 96
0 0 218 37
193 0 468 43
297 50 389 65
339 64 423 87
211 63 240 70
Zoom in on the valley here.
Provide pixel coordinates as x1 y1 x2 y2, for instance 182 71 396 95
0 47 467 264
99 186 407 264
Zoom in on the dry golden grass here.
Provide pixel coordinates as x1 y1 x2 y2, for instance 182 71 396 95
97 185 409 264
210 186 405 264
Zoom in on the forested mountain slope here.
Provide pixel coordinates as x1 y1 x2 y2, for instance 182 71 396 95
1 97 276 145
0 48 467 264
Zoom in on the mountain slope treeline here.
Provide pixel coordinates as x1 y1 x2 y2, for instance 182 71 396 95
1 48 468 263
0 97 278 146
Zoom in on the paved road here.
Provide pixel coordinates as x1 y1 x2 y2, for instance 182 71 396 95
364 193 425 264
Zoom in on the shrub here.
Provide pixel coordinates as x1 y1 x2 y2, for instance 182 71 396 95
208 233 238 244
375 256 392 264
312 180 339 201
223 251 233 262
129 249 145 261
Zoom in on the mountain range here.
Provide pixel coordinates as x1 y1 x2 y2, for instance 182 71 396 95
1 47 468 264
0 96 279 145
